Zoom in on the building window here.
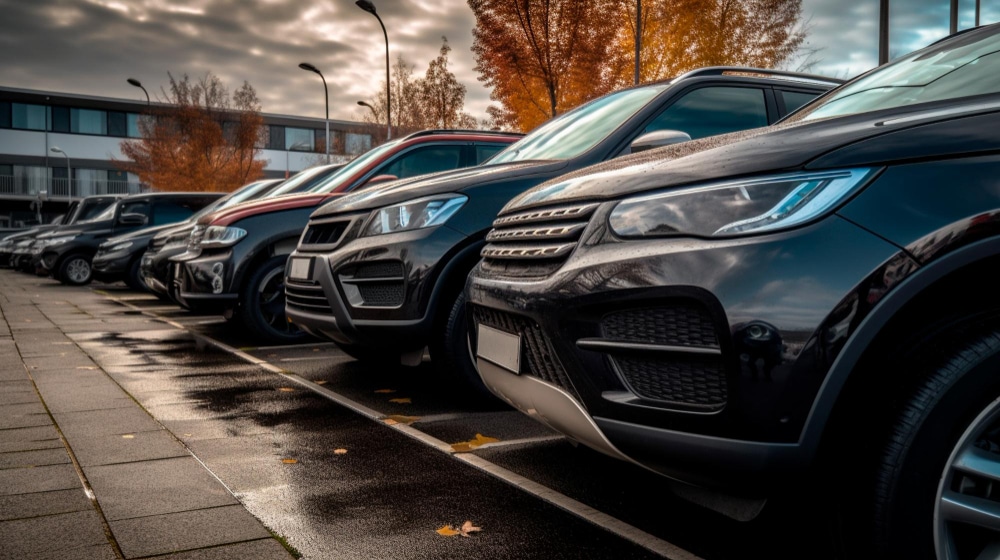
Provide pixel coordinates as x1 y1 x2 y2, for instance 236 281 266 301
127 113 142 138
314 129 327 154
11 103 46 130
285 127 315 151
345 133 372 155
71 108 108 135
267 125 285 150
108 111 127 137
51 106 70 133
0 102 11 129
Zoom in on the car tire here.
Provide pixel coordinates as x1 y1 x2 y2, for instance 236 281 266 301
235 255 306 344
869 316 1000 559
124 258 145 292
430 290 496 400
58 254 92 285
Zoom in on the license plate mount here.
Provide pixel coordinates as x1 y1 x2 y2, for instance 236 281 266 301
476 324 521 374
288 257 312 281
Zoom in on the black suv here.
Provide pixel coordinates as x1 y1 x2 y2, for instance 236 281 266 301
286 68 837 391
3 195 120 270
34 192 222 285
468 24 1000 556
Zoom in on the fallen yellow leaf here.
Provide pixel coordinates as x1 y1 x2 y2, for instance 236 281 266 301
281 458 298 464
277 387 295 392
384 414 420 425
122 434 135 439
459 520 482 537
451 434 500 453
383 418 399 425
436 525 460 537
315 380 328 385
333 448 348 455
313 348 320 352
389 398 412 404
374 389 396 394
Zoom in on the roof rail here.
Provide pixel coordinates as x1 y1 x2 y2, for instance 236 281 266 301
677 66 845 87
403 129 525 139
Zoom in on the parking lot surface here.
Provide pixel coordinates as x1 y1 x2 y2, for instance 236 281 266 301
0 269 829 559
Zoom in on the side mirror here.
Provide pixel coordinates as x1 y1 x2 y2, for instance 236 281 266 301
364 174 399 187
118 213 147 226
629 130 692 154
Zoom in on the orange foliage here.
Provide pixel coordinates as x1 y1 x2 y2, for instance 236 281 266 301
117 73 266 192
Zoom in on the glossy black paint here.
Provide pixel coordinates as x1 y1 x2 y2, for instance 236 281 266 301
92 222 184 282
0 196 119 268
291 74 834 352
466 94 1000 490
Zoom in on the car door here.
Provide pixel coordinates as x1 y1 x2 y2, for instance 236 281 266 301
371 143 468 182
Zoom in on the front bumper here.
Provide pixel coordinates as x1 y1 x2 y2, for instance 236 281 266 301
91 251 130 282
173 250 238 312
467 209 905 491
285 222 468 352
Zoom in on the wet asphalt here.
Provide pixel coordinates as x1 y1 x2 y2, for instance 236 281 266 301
7 272 834 559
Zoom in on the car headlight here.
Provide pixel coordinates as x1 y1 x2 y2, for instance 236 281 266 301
200 226 247 248
40 235 77 248
103 241 133 253
0 239 12 250
363 194 468 236
608 168 879 238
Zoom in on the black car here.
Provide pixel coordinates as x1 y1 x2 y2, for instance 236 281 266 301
139 167 344 301
467 24 1000 556
34 192 223 285
4 195 121 270
173 130 521 343
93 179 282 290
285 68 838 391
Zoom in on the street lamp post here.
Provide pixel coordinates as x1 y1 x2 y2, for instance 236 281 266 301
126 78 150 105
50 147 72 199
357 100 378 119
356 0 391 140
634 0 642 85
299 63 331 164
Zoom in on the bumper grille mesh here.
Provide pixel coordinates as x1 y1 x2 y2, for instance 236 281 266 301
614 356 727 408
601 304 719 348
356 282 405 307
285 282 332 314
471 305 580 401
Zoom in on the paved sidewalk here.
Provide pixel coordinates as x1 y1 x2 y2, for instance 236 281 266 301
0 274 293 559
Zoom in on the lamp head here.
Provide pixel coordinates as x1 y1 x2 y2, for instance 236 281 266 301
50 147 64 154
126 78 143 88
298 62 320 74
355 0 377 15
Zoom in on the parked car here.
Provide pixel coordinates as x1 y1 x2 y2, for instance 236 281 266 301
92 179 282 290
34 192 223 285
1 213 68 269
172 130 522 342
4 195 121 270
467 23 1000 556
285 68 838 392
140 166 344 301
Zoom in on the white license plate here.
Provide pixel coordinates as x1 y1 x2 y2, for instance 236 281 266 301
476 324 521 374
289 257 312 281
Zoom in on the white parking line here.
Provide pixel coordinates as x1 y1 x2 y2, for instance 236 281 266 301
103 293 703 560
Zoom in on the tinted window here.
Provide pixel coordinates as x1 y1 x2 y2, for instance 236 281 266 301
780 91 818 113
476 144 506 164
108 111 127 137
267 126 285 150
378 145 465 179
12 103 46 130
71 108 107 135
285 127 315 151
643 86 768 139
51 106 70 133
152 200 196 225
0 102 9 128
76 199 115 222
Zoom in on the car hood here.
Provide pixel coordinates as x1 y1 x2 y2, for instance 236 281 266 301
152 220 196 242
503 97 1000 213
311 160 564 218
3 225 55 242
103 223 179 246
203 193 331 227
36 220 114 239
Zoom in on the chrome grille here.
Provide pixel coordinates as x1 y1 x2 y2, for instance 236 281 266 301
299 219 350 251
481 202 597 278
285 282 332 314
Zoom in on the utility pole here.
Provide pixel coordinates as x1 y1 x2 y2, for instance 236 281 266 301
634 0 642 85
878 0 889 65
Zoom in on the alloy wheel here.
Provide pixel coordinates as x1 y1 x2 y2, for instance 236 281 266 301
257 267 297 335
65 257 91 284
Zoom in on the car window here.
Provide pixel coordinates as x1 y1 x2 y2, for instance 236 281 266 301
780 90 819 113
642 86 769 139
119 200 150 218
152 200 196 225
476 144 506 164
793 26 1000 122
376 145 465 179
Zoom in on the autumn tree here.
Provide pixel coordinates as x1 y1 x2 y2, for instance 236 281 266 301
469 0 624 132
471 0 807 132
418 37 469 129
118 72 266 192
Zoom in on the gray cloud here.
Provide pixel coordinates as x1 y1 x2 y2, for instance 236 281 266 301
0 0 995 125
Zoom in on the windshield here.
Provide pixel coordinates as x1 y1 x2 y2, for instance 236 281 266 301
74 199 117 223
305 139 406 194
267 165 341 197
793 25 1000 122
80 201 119 223
488 85 669 164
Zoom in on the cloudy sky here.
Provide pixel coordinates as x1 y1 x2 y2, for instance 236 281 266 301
0 0 997 123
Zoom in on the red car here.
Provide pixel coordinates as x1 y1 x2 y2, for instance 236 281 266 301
171 130 522 342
